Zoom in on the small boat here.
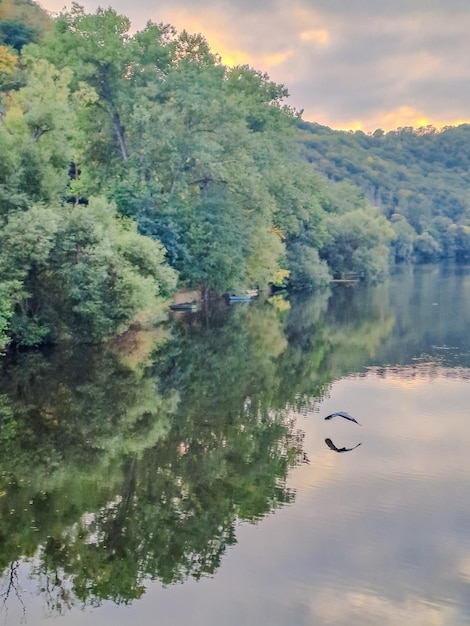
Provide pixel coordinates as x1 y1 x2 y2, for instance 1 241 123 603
170 302 199 312
227 295 253 302
226 289 259 303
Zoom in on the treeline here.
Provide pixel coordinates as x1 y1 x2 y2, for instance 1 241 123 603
299 121 470 263
0 2 392 349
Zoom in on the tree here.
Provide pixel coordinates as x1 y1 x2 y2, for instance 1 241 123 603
0 55 82 210
0 283 13 350
0 18 37 50
0 199 177 346
454 224 470 260
413 232 441 262
39 4 134 165
118 48 291 293
298 120 470 265
0 43 16 78
390 214 416 262
321 207 393 280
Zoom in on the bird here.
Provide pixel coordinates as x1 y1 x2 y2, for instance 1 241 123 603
325 438 362 453
324 411 361 425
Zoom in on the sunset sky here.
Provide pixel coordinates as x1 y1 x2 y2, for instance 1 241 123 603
38 0 470 132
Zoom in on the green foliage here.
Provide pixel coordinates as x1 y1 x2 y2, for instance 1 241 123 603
299 121 470 263
413 232 441 262
453 224 470 260
319 184 393 280
0 282 14 350
0 56 80 210
287 244 330 289
0 199 177 346
323 211 391 280
390 214 416 262
0 18 37 50
0 0 52 38
0 2 417 351
29 7 294 293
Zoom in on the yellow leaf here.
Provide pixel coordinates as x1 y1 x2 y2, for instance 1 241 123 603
0 45 17 78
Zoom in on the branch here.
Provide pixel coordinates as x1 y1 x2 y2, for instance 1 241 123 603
33 126 52 143
0 561 26 623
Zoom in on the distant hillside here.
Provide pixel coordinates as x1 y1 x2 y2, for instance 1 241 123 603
0 0 52 50
298 121 470 262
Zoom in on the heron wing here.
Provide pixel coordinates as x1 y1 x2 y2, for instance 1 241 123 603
325 438 339 451
325 411 361 425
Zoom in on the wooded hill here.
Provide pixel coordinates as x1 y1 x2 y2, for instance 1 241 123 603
0 0 51 49
298 121 470 263
0 1 466 349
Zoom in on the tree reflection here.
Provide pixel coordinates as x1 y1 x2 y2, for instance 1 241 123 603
0 286 397 613
0 561 26 622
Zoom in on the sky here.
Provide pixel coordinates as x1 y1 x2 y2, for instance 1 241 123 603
37 0 470 132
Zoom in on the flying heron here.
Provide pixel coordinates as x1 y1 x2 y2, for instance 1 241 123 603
324 411 361 425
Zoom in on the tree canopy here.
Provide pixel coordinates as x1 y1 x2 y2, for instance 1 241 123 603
298 121 470 263
0 1 459 350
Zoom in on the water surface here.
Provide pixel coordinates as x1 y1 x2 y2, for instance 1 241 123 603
1 264 470 625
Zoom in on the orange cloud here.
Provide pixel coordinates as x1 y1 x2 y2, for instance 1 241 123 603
290 3 331 42
39 1 470 133
373 106 433 130
160 7 300 75
159 7 258 67
261 50 294 68
159 3 330 73
216 49 253 67
303 104 470 133
299 28 329 45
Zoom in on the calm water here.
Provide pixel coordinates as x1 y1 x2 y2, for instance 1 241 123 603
1 264 470 625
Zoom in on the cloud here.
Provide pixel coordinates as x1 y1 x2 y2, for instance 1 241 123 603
299 28 330 45
39 0 470 131
308 588 459 626
320 106 469 134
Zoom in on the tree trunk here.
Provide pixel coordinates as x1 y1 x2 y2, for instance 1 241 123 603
112 112 128 162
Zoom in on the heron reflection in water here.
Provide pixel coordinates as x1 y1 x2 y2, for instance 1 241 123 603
325 438 362 453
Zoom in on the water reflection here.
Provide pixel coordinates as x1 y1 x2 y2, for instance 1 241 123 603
0 303 311 614
324 438 362 453
1 265 470 623
290 371 470 626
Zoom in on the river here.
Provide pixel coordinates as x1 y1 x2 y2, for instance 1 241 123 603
1 264 470 625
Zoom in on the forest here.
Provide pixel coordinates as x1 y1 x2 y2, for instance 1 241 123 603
0 0 466 350
299 121 470 264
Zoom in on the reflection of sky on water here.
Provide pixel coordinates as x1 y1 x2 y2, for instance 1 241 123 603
5 266 470 625
168 373 470 626
290 375 470 625
136 373 470 626
10 371 470 626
